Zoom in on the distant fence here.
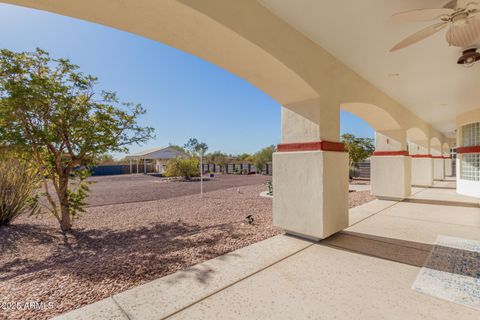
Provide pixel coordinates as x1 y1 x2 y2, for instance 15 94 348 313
90 163 155 176
351 161 370 179
264 162 273 175
90 162 273 176
90 165 129 176
202 162 272 175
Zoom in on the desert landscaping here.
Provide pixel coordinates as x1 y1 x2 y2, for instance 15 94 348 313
1 175 374 320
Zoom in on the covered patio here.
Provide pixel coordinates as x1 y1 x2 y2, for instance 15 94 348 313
3 0 479 318
5 0 480 239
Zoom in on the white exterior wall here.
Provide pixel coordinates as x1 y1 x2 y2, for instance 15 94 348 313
456 158 480 197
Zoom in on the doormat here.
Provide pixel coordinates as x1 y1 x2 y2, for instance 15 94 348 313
412 235 480 310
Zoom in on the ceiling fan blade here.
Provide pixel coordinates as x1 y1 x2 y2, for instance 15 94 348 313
444 0 477 8
390 22 448 52
443 0 458 9
392 8 454 22
457 0 475 8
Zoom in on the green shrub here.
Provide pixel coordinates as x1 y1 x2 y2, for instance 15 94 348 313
164 157 199 180
0 159 40 226
267 180 273 196
349 167 359 179
253 145 275 174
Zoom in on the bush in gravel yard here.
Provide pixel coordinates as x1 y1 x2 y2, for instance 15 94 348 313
165 157 199 180
341 133 374 171
0 48 154 231
0 158 40 226
253 145 275 173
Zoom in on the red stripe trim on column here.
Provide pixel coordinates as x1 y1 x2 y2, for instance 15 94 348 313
432 155 444 159
456 146 480 154
277 140 345 152
372 151 409 156
443 156 451 159
410 154 432 158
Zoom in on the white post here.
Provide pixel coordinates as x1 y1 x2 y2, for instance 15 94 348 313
274 104 348 240
144 158 147 174
136 159 139 174
129 159 132 174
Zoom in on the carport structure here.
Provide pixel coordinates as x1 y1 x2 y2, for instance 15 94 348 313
125 146 189 174
3 1 479 318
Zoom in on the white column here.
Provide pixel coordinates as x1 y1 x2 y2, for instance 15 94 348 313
273 98 348 240
129 159 132 174
409 141 433 187
432 149 445 180
444 156 452 176
371 130 411 200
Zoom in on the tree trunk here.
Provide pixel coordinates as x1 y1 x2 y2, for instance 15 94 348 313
60 206 72 232
58 176 72 232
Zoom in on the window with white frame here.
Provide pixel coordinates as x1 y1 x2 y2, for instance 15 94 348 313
461 122 480 181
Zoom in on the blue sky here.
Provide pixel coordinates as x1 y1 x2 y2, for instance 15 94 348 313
0 3 373 158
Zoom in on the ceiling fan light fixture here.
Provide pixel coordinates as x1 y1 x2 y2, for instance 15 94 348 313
457 47 480 66
446 17 480 46
391 1 480 51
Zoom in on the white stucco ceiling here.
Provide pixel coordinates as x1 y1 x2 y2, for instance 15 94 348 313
260 0 480 136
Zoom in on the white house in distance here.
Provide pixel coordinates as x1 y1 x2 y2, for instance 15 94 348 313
125 146 189 174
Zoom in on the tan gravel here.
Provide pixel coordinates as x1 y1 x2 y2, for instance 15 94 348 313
0 183 374 320
348 190 376 208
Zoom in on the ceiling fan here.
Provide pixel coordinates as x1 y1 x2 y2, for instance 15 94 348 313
390 0 480 52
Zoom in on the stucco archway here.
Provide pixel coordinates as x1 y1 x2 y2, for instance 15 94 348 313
2 0 319 107
407 128 428 143
2 0 446 142
341 103 402 132
407 127 430 155
430 137 442 155
442 142 451 155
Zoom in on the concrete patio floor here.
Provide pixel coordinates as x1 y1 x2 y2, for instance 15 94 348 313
54 180 480 320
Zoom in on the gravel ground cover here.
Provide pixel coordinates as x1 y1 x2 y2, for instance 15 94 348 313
349 179 370 185
1 177 374 320
85 174 270 207
348 189 376 208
